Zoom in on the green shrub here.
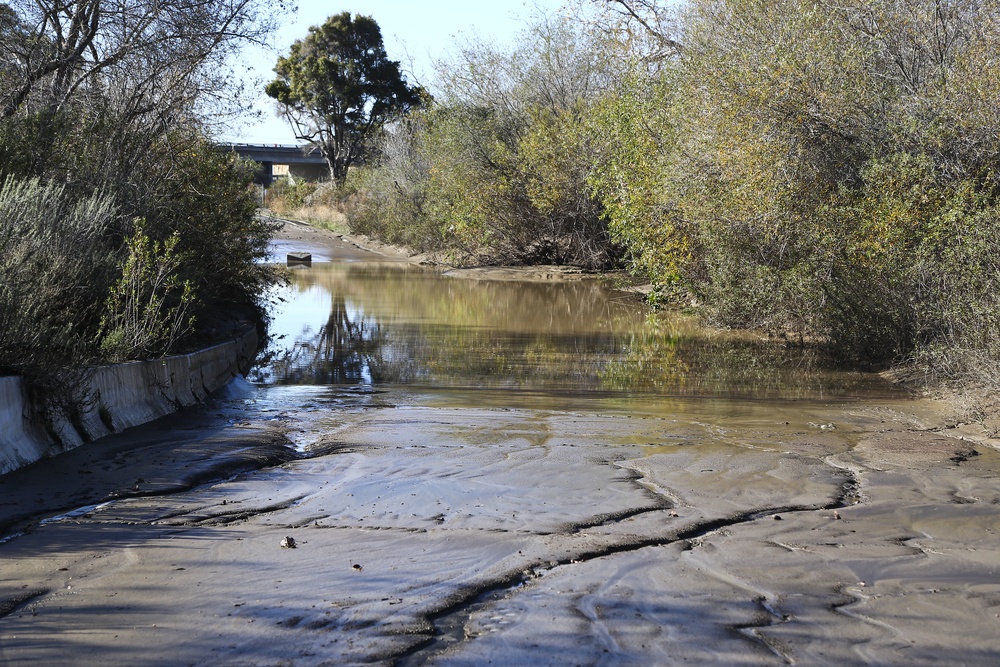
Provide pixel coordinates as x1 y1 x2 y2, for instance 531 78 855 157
139 136 280 340
0 176 120 418
265 178 320 215
0 0 284 417
346 14 620 269
98 221 197 363
0 132 279 371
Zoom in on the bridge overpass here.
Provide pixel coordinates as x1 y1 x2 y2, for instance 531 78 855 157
222 143 328 185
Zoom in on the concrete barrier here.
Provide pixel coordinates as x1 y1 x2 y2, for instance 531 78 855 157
0 377 51 474
0 328 257 475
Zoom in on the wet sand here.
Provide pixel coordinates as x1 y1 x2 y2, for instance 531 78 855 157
2 221 999 666
265 216 413 264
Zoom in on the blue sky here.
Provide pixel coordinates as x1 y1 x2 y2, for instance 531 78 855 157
226 0 565 144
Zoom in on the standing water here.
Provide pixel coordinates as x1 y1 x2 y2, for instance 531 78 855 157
254 260 897 397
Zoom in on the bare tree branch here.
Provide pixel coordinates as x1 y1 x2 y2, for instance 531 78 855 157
1 0 280 121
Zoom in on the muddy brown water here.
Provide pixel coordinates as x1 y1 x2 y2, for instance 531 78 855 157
3 252 1000 666
254 261 895 400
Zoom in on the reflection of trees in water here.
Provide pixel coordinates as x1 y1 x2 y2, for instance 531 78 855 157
294 263 630 336
267 296 386 385
255 263 893 398
599 331 835 396
597 316 889 398
384 326 632 390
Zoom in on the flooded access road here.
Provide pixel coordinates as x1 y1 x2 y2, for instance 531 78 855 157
2 231 1000 666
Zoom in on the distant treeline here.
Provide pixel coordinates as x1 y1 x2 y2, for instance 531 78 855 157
346 0 1000 387
0 0 281 414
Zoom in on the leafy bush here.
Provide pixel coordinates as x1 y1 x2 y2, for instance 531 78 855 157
139 136 278 338
0 0 284 433
98 221 196 363
590 0 1000 380
346 13 620 269
266 178 320 215
0 176 119 408
587 71 690 289
343 115 442 250
0 132 278 366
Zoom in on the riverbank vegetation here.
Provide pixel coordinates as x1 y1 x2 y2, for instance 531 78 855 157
337 0 1000 391
0 0 283 411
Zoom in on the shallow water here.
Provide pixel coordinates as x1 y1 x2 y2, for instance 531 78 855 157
253 261 901 403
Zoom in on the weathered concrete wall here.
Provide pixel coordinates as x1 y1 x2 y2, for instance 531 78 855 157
0 328 257 475
0 377 52 474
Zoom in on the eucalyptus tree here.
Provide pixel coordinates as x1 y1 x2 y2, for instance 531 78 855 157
265 12 426 183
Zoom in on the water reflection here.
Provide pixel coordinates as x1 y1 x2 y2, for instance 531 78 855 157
250 262 901 399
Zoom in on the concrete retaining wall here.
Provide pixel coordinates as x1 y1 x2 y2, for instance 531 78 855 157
0 328 257 475
0 378 51 474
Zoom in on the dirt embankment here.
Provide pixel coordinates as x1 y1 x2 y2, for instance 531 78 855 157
270 215 652 291
267 214 414 263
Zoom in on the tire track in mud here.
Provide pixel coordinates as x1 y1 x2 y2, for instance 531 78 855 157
0 589 50 620
392 464 866 666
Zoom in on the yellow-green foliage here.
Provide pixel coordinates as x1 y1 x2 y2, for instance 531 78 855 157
99 221 196 362
587 70 689 290
583 0 1000 373
347 12 616 268
642 0 1000 364
351 0 1000 380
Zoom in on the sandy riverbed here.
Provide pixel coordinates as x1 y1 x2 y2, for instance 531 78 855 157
2 220 999 666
